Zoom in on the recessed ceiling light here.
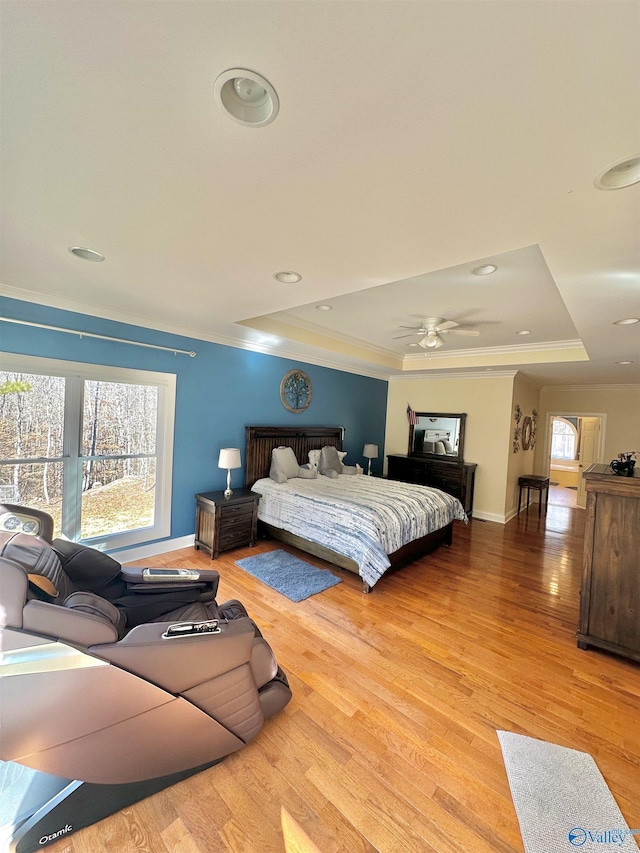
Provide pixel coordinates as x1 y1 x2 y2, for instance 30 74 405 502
315 304 333 311
616 361 634 365
613 318 640 325
213 68 279 127
516 330 531 335
594 155 640 190
471 264 497 276
68 247 105 262
273 271 302 283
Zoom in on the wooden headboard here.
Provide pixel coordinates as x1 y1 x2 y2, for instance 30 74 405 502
244 425 344 488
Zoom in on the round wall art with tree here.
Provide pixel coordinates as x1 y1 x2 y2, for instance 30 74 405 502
280 369 312 413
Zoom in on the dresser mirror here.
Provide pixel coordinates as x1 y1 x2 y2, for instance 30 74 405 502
408 413 466 462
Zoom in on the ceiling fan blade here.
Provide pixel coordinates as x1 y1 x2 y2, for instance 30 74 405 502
393 333 422 339
397 325 424 330
446 329 480 336
435 320 459 331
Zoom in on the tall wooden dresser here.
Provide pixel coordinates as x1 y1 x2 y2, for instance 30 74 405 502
578 463 640 662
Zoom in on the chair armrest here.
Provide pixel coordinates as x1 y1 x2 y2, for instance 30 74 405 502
120 566 220 595
23 600 120 646
90 617 256 694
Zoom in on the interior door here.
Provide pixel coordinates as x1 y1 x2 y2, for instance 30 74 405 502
577 417 602 508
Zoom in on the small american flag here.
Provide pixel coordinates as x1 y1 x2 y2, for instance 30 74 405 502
406 404 418 426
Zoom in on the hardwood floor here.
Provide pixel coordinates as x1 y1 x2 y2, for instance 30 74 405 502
47 506 640 853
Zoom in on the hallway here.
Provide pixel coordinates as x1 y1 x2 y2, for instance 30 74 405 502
548 482 579 508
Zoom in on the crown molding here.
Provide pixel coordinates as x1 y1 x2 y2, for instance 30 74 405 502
402 339 585 362
389 370 518 382
541 383 640 392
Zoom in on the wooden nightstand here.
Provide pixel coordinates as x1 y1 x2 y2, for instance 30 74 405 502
194 489 259 559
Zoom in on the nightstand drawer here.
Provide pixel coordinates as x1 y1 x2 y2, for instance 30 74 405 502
219 502 255 520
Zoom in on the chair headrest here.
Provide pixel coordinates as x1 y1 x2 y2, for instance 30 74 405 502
0 531 69 599
0 504 55 542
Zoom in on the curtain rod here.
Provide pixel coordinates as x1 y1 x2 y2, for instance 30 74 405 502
0 317 197 357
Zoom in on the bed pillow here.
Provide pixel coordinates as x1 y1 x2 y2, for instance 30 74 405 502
269 445 300 483
297 464 317 479
308 449 321 470
318 445 343 476
340 465 358 475
308 447 347 471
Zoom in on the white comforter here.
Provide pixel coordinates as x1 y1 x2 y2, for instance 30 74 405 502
251 474 467 588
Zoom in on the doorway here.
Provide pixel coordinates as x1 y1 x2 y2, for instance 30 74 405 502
545 414 604 509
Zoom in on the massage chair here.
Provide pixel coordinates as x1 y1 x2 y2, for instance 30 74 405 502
0 503 291 852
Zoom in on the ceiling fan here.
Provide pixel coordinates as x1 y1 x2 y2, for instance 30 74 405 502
394 317 480 349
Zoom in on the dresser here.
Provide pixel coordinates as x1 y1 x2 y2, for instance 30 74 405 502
194 489 259 559
577 463 640 663
386 454 477 517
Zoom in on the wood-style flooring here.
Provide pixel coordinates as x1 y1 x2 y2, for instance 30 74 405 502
47 505 640 853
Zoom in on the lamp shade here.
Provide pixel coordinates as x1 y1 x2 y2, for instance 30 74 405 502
363 444 378 459
218 448 241 469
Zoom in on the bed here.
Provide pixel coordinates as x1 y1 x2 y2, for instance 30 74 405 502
244 426 467 591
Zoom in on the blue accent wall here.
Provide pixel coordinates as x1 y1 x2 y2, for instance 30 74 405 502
1 297 388 548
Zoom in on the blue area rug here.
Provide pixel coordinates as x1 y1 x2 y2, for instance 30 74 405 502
235 550 341 601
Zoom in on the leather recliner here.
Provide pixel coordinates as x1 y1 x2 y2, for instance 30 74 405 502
0 504 292 787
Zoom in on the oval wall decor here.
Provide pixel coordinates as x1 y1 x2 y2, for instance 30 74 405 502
280 370 312 413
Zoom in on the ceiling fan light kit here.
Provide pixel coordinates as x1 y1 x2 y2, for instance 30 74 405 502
395 317 480 350
418 333 444 349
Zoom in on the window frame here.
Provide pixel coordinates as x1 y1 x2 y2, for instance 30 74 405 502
0 353 176 551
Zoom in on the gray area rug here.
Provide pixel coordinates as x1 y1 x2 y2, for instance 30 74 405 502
498 731 639 852
235 549 341 601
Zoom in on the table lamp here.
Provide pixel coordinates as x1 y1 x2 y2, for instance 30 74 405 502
363 444 378 476
218 448 241 497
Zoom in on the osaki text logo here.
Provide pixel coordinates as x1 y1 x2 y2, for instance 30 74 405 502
568 826 640 847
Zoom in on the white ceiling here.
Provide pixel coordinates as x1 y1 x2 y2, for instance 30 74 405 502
1 1 639 385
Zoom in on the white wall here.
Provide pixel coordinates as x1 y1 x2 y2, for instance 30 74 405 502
506 374 541 519
386 374 516 521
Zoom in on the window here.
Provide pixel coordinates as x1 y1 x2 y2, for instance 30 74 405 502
551 417 577 460
0 354 175 550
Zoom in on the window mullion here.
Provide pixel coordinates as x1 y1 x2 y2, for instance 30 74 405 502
61 377 83 540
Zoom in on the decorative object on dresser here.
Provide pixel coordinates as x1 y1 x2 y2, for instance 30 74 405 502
578 463 640 663
363 443 378 475
218 447 242 497
194 489 259 559
610 450 638 476
387 454 476 518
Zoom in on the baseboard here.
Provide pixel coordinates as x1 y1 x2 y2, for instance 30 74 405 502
108 534 194 565
472 510 507 524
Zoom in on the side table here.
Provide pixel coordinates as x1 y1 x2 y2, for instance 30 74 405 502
518 475 550 517
194 489 259 559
